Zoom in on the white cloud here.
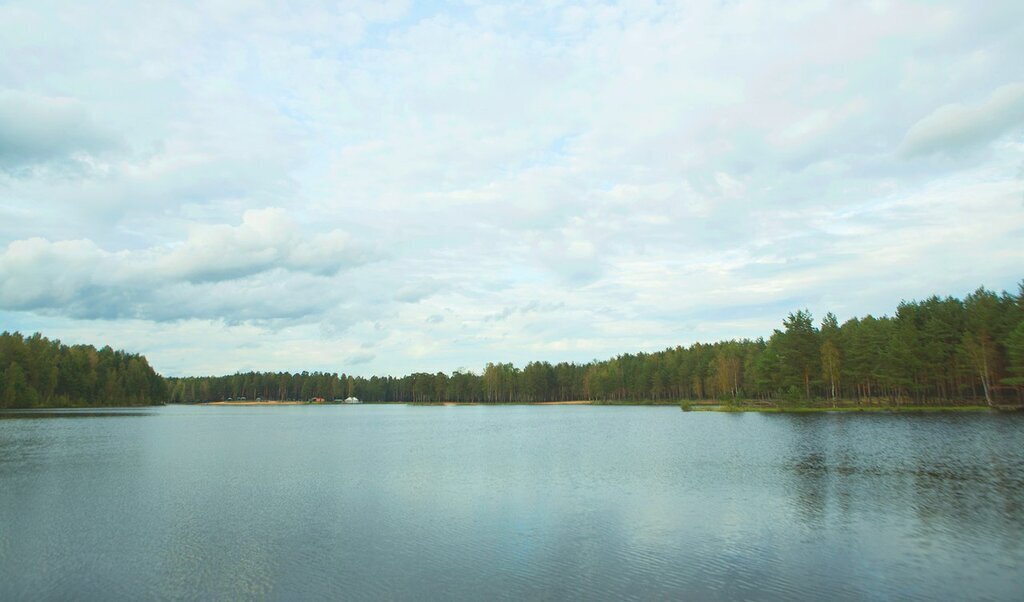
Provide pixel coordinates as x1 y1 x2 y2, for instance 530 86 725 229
394 280 442 303
0 238 124 310
1 0 1023 376
901 82 1024 156
161 208 371 282
0 209 375 321
345 351 376 366
0 91 118 171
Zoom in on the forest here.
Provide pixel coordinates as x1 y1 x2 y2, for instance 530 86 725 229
0 332 167 408
165 285 1024 408
3 284 1022 408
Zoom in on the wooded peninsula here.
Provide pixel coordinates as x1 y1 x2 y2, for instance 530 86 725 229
2 284 1023 409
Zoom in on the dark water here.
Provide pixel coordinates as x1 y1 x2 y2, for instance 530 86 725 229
1 406 1022 601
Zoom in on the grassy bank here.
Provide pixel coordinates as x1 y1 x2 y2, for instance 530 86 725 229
193 399 1017 412
405 399 1011 412
682 401 1003 413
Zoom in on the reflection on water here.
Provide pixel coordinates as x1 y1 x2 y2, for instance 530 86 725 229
0 408 155 419
0 405 1022 600
782 414 1024 541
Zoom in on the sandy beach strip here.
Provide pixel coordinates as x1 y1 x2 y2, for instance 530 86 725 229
208 400 593 406
437 400 591 406
206 400 311 405
531 401 591 405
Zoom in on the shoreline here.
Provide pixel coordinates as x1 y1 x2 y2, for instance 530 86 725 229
407 400 591 406
205 400 313 405
687 404 1004 413
439 401 591 406
169 400 1021 413
6 401 1012 412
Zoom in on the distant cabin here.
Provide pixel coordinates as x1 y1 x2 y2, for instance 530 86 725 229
344 397 361 404
311 396 326 403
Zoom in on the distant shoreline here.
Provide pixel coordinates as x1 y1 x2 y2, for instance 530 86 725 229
4 401 1016 413
195 399 1012 412
410 401 592 406
205 400 311 405
203 400 594 406
687 404 999 413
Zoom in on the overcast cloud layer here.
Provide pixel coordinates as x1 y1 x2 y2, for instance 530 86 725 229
1 0 1022 377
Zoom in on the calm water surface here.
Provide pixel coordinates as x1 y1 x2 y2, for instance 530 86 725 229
1 405 1022 600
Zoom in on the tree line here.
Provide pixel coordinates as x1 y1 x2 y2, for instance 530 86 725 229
166 284 1024 407
3 284 1021 408
0 332 167 408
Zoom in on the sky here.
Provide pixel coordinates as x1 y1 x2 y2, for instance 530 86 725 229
1 0 1022 378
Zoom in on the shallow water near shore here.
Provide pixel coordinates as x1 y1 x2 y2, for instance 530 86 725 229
1 405 1022 600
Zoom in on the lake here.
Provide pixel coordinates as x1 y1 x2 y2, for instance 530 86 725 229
1 405 1022 600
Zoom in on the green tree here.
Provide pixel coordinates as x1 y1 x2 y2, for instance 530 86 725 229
821 340 840 405
1003 321 1024 404
960 288 1005 406
775 310 820 401
820 313 841 404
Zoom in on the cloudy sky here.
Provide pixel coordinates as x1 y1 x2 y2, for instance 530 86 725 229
1 0 1022 377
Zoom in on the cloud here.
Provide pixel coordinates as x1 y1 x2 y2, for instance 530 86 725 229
162 208 373 282
483 306 515 323
394 280 442 303
0 91 118 172
345 351 375 365
1 0 1023 377
483 301 566 323
0 238 129 312
0 209 375 321
900 83 1024 156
